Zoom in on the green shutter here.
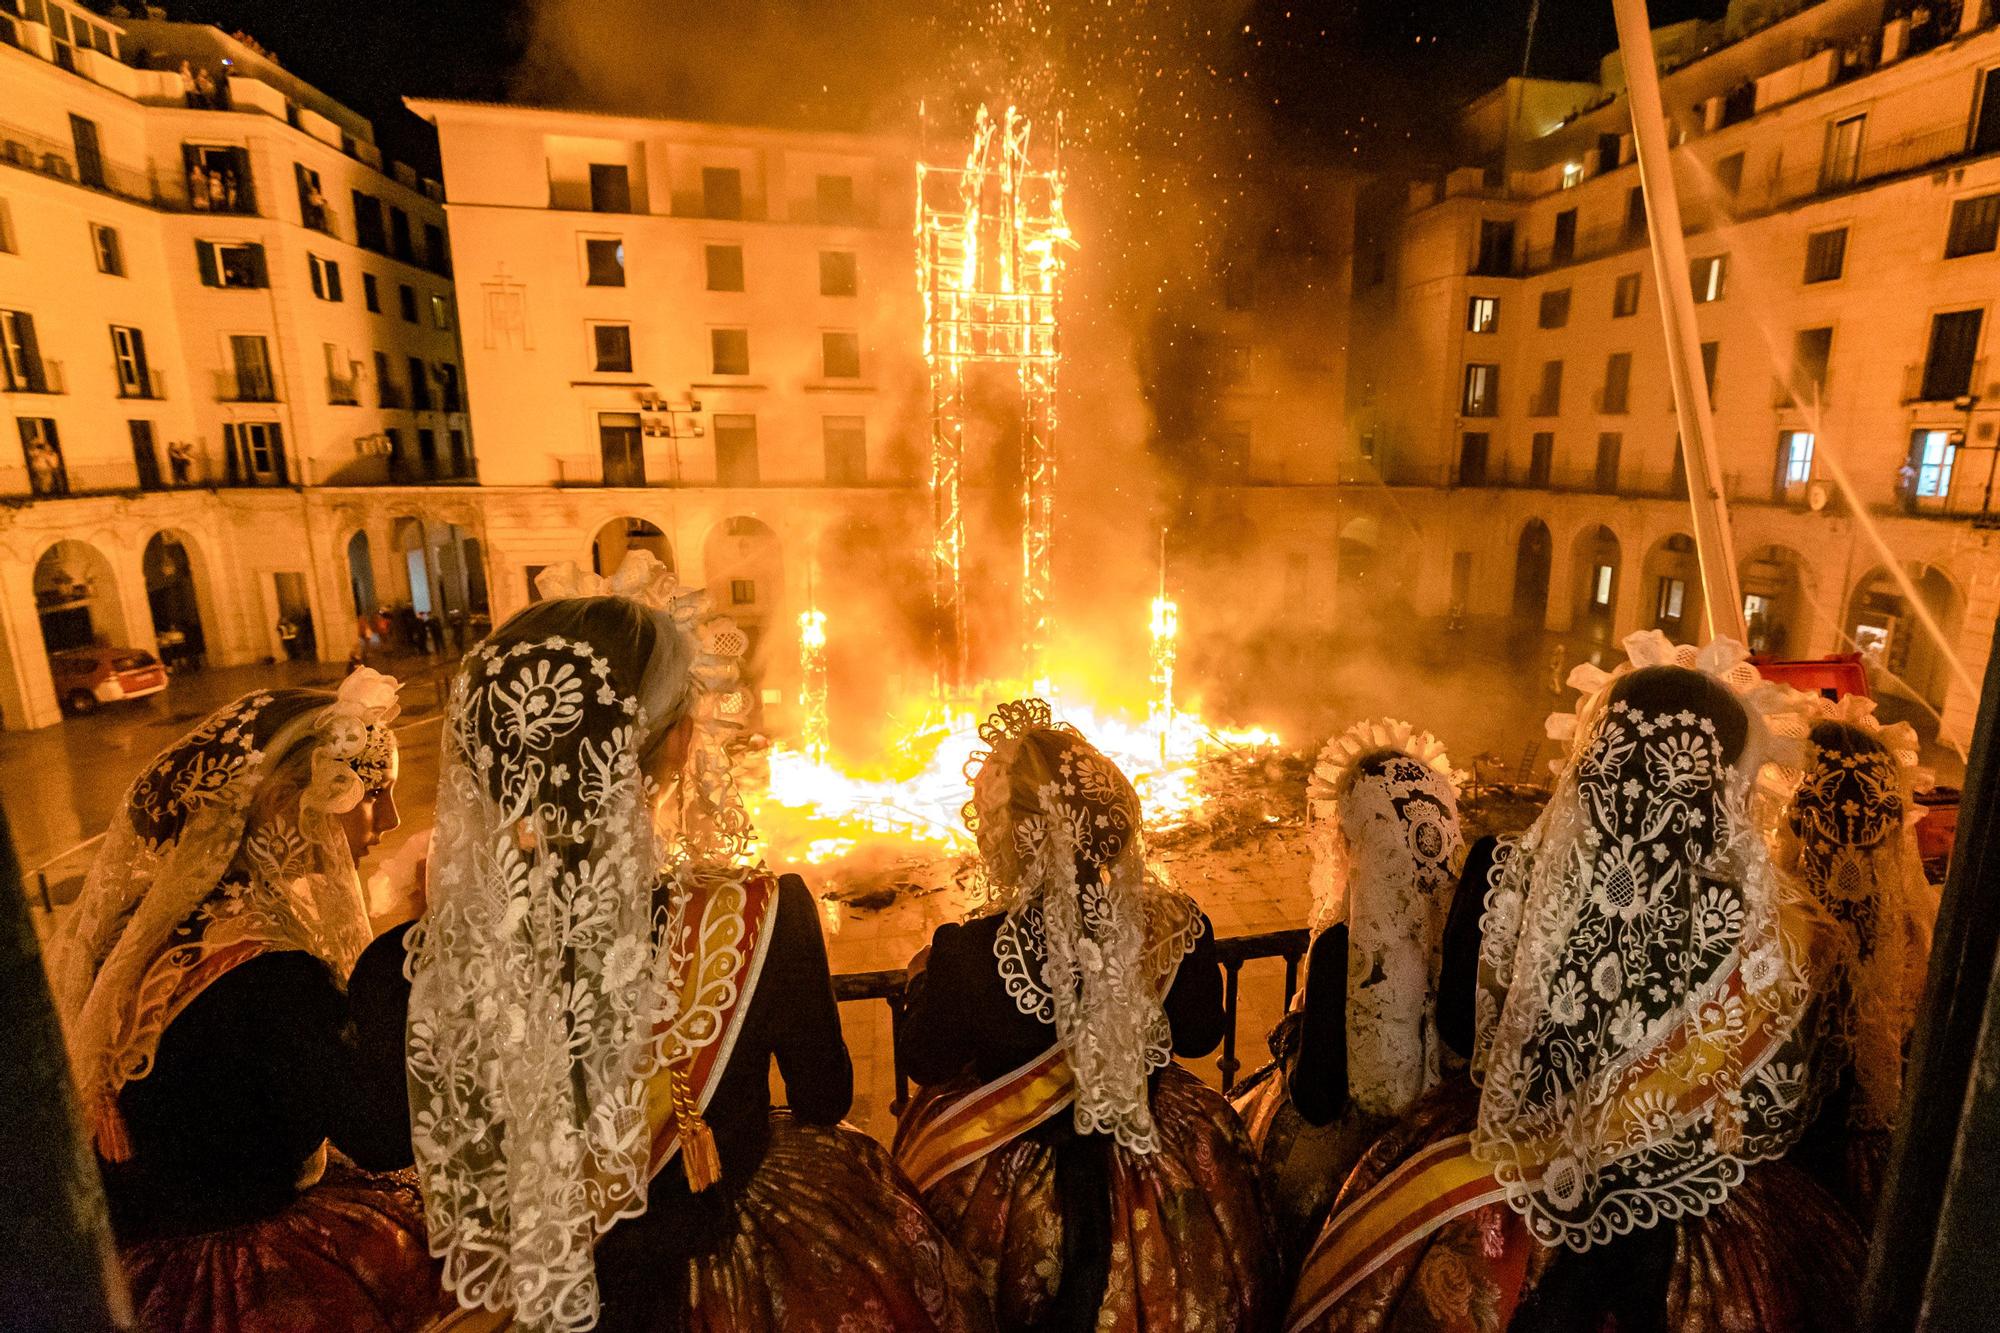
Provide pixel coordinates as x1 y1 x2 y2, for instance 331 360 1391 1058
195 239 219 287
246 243 268 288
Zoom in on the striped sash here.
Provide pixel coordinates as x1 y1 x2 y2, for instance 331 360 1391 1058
894 1045 1077 1193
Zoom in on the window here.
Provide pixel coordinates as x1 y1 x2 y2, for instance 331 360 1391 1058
131 420 161 489
714 413 759 485
820 250 857 297
184 144 254 213
295 163 329 232
1715 152 1745 196
352 191 388 251
1551 208 1577 265
1461 363 1499 416
430 294 452 330
448 428 466 473
585 238 625 286
437 363 461 412
110 325 151 397
1592 564 1615 608
1910 428 1957 497
817 174 856 224
730 579 756 605
592 323 633 373
710 328 750 375
1473 220 1515 276
1700 340 1720 400
363 272 381 312
1920 309 1984 400
425 222 450 276
408 355 432 410
703 167 744 220
1946 193 2000 257
398 283 418 322
70 115 103 189
1529 431 1554 485
1595 432 1622 492
308 253 343 302
1531 359 1563 416
1656 577 1687 624
1777 430 1816 492
229 335 275 401
18 418 66 496
91 223 122 276
824 415 866 483
195 239 267 289
1805 227 1848 282
1601 352 1632 413
1457 432 1490 485
1466 296 1498 333
1561 161 1585 189
1613 272 1641 317
1820 114 1866 191
1689 254 1727 302
1976 67 2000 156
822 331 861 379
589 163 631 213
223 421 285 483
1789 327 1833 404
327 343 359 404
390 207 415 263
0 309 45 392
0 199 15 254
1623 185 1646 240
1538 288 1570 329
374 350 399 407
705 244 745 292
598 412 644 486
417 428 438 474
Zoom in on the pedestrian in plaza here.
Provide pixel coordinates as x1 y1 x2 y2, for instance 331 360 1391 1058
46 671 441 1332
406 553 991 1332
897 698 1277 1332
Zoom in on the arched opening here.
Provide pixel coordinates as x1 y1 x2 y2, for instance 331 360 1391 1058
143 531 207 672
1511 519 1552 624
704 517 784 719
1740 545 1810 657
1569 524 1621 643
1846 563 1963 712
591 516 674 578
35 540 140 715
391 515 486 655
1641 532 1705 645
346 531 378 618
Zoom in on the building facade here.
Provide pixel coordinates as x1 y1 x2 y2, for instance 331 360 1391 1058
1347 0 2000 744
0 4 474 727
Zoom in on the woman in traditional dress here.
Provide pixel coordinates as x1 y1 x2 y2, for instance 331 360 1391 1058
894 698 1278 1332
1285 635 1863 1333
1233 719 1466 1272
1783 696 1939 1224
48 668 436 1332
407 554 990 1333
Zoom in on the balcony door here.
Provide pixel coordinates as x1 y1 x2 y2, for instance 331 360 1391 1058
1975 68 2000 156
598 412 645 486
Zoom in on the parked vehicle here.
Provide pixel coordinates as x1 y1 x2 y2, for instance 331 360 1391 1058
50 645 168 715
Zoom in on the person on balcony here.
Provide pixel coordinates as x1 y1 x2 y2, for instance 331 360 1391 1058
406 554 990 1333
47 669 438 1332
1782 698 1940 1225
1233 719 1466 1275
1285 638 1863 1332
896 699 1278 1332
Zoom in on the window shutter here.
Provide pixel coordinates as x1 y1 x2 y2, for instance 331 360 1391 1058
131 327 149 387
15 312 43 391
196 239 220 287
223 423 242 483
269 423 288 484
328 261 342 302
246 243 268 288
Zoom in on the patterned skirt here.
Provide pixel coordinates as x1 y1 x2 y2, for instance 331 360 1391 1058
120 1161 442 1333
920 1063 1278 1332
1287 1082 1865 1333
1234 1061 1390 1281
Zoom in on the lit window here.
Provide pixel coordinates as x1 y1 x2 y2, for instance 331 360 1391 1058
1466 296 1498 333
430 294 453 329
1780 430 1815 486
584 238 625 286
730 578 756 605
1561 161 1584 189
1689 254 1727 302
92 223 123 275
1461 362 1499 416
1911 428 1957 497
1656 577 1686 623
1593 564 1615 607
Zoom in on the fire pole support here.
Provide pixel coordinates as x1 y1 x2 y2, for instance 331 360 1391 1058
1612 0 1748 643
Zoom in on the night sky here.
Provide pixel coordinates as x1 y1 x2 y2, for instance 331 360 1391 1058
129 0 1728 176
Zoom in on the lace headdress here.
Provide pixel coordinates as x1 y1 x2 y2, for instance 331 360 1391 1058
1783 695 1937 1131
966 699 1204 1155
1472 652 1819 1252
405 552 752 1333
49 669 401 1160
1306 718 1466 1115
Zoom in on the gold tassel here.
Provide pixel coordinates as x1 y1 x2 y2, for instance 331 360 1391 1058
95 1093 134 1163
664 1065 720 1192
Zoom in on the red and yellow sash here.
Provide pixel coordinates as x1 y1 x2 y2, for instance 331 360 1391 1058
892 893 1203 1192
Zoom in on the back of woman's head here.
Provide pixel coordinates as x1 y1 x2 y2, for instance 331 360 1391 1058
1582 665 1752 861
1794 718 1901 853
1605 664 1751 762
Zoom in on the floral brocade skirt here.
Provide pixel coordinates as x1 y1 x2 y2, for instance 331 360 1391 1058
1288 1082 1866 1333
1233 1061 1390 1280
918 1063 1279 1332
120 1161 443 1333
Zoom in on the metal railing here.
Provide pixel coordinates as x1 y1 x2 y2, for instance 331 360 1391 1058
212 370 278 403
1 358 64 395
328 373 361 406
831 927 1309 1117
1903 358 1986 404
0 120 178 208
1383 459 1744 500
114 367 167 401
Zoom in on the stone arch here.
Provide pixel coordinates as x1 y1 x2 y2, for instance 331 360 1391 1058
1845 562 1964 713
346 530 378 618
1739 544 1812 657
1640 532 1704 645
1511 518 1553 624
142 530 211 671
591 516 674 577
1568 523 1621 644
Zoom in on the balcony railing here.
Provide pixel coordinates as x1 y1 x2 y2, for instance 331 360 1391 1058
213 370 279 403
114 367 167 400
1384 459 1740 501
0 120 178 208
1 358 65 395
1903 357 1987 404
832 927 1308 1117
0 459 149 500
328 373 361 406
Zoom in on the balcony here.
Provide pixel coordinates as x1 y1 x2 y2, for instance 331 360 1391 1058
1903 358 1987 405
213 369 279 403
0 459 152 501
328 372 361 406
384 456 478 485
1380 458 1740 501
377 379 407 410
115 367 167 400
0 121 177 209
1 358 65 395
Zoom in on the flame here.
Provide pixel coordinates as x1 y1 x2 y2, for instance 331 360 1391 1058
798 607 829 766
